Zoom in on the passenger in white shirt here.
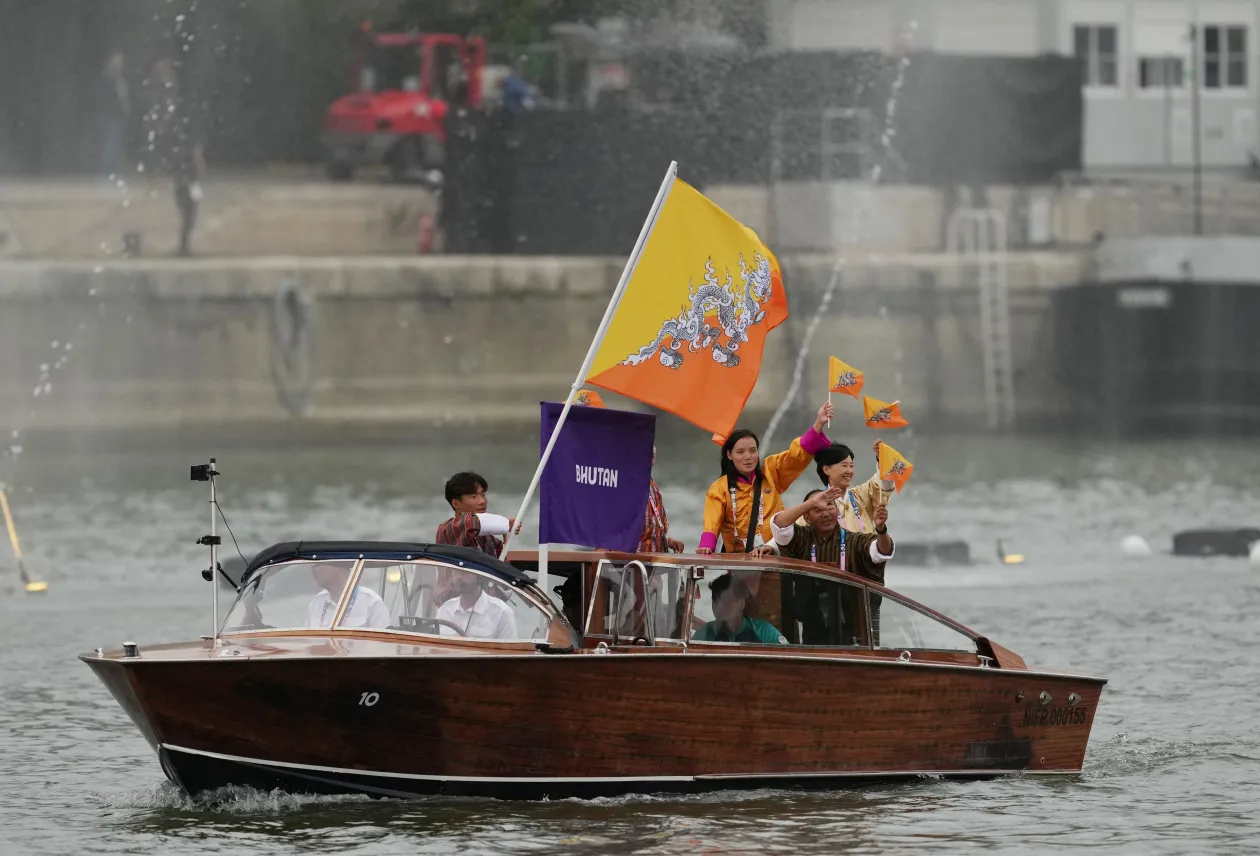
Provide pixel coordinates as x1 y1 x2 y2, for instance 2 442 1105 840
437 570 518 640
306 563 391 630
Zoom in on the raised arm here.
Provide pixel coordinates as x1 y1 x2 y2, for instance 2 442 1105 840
436 512 514 547
772 486 844 532
763 402 834 491
771 487 844 548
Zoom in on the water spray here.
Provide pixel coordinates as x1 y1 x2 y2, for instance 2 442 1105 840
763 22 918 452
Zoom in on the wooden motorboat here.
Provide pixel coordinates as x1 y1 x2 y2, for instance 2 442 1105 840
82 539 1107 800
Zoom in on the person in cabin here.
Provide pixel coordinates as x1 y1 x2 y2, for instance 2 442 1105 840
435 472 517 557
771 487 894 585
640 445 685 553
693 573 788 644
697 401 834 555
810 439 886 533
437 570 518 640
306 563 390 630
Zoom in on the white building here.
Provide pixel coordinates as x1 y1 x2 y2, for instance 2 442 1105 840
766 0 1259 171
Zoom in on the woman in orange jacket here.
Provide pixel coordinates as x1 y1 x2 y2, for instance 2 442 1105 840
697 401 834 555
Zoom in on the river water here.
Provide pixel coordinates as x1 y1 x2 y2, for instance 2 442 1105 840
2 435 1259 854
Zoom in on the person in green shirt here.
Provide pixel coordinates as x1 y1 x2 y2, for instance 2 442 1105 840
693 573 788 645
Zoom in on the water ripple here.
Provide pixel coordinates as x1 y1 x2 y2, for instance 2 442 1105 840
3 438 1260 854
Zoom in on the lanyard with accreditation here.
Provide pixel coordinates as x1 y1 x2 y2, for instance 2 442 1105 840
809 492 862 572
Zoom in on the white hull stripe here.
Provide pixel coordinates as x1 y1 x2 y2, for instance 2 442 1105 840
161 744 1076 784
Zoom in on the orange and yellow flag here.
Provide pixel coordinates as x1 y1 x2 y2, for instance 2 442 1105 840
863 395 909 429
877 442 914 492
586 179 788 443
574 389 605 407
828 357 864 398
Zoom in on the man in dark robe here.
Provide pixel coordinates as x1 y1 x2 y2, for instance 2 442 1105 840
772 487 895 644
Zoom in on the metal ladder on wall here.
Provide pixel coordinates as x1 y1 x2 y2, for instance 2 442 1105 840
947 207 1015 430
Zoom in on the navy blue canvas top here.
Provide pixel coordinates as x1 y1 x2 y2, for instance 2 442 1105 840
240 541 531 586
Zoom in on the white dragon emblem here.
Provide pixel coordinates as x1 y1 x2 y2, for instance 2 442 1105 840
833 371 860 389
889 461 909 476
868 406 897 425
621 254 775 370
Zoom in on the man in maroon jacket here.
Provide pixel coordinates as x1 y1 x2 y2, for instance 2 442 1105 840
435 472 516 557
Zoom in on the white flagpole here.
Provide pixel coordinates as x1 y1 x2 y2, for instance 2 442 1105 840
500 160 679 561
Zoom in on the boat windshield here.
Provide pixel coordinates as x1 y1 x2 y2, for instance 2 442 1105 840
586 561 688 642
873 595 977 653
355 560 556 642
221 559 562 642
221 559 361 634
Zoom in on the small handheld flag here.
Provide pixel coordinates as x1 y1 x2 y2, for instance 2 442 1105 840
863 396 909 429
877 442 914 492
575 389 605 407
828 357 865 398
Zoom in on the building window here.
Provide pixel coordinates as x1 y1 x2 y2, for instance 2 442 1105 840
1074 24 1119 87
1138 56 1185 88
1203 25 1247 89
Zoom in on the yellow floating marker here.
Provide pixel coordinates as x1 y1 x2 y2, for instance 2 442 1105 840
0 486 47 594
997 540 1025 565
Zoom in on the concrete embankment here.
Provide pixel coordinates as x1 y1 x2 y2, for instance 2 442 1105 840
0 252 1087 450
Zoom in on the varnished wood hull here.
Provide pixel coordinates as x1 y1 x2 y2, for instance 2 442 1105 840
85 650 1104 800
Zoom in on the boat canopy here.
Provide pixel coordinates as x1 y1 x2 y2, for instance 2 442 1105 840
241 542 530 587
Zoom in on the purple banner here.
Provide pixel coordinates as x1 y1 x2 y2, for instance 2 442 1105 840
539 401 656 551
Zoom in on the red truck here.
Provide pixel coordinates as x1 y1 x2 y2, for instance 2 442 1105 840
322 29 486 181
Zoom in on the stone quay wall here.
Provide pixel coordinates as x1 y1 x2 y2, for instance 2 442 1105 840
0 252 1087 450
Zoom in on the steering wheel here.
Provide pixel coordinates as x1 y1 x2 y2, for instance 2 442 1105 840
429 618 468 636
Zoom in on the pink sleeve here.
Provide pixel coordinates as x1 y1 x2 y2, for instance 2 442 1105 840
698 531 718 551
799 426 830 456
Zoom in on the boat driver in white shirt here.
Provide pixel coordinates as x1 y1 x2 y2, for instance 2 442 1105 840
306 562 391 630
437 570 518 640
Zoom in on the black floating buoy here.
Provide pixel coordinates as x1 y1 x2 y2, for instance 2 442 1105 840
893 541 971 567
1172 528 1260 558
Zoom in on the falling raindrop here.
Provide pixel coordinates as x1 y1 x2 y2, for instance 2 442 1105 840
89 288 98 296
32 387 41 397
50 341 59 348
42 383 51 395
92 266 103 274
39 364 49 373
64 343 73 351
